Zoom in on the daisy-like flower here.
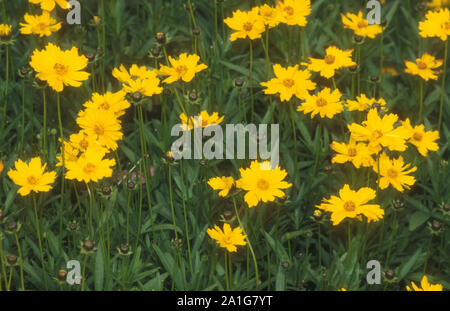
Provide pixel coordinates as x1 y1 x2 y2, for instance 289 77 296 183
76 109 123 151
7 157 57 196
0 24 12 38
112 65 163 97
330 140 374 168
275 0 311 27
224 7 266 41
258 4 280 28
341 11 383 38
406 276 443 291
427 0 450 8
382 66 399 76
158 53 207 84
419 8 450 41
346 94 387 112
0 159 3 174
316 184 384 226
69 131 106 154
404 53 443 81
66 149 116 183
302 46 356 79
179 111 224 130
348 109 411 153
56 140 79 167
208 176 234 197
29 0 70 11
260 64 316 101
81 91 131 118
373 153 417 192
19 11 61 37
207 223 247 252
236 161 292 208
297 87 343 119
30 43 90 92
401 119 439 156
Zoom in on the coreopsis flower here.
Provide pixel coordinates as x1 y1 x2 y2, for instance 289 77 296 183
66 149 116 183
419 8 450 41
7 157 57 196
297 87 343 119
259 4 281 28
208 176 234 197
158 53 207 84
373 153 417 192
341 11 382 38
19 11 61 37
382 66 399 76
404 53 443 81
346 94 388 112
30 43 90 92
236 161 292 208
275 0 311 27
224 7 265 41
179 111 224 130
0 159 3 174
0 24 12 38
348 109 411 153
401 119 439 156
29 0 70 11
302 46 356 79
260 64 316 101
81 91 130 118
69 131 107 154
112 65 163 97
330 140 374 168
316 184 384 225
406 276 443 291
56 140 79 167
207 223 247 252
76 109 123 151
427 0 450 8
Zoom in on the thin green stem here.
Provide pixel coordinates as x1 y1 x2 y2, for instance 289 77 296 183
168 164 178 240
56 93 65 250
180 160 193 276
438 40 448 131
14 232 25 291
32 195 48 290
249 41 254 122
419 79 424 123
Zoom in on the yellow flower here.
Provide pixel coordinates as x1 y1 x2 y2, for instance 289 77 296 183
346 94 388 112
297 87 343 119
56 140 79 167
81 91 131 118
404 53 443 81
258 4 280 28
275 0 311 27
30 43 90 92
0 24 12 37
0 159 3 174
159 53 207 84
348 109 411 153
7 157 57 196
179 111 224 130
66 149 116 183
341 11 382 38
330 140 374 168
29 0 70 11
302 46 356 79
260 64 316 101
419 8 450 41
76 109 123 151
207 223 247 253
406 276 443 291
19 11 61 37
236 161 292 208
224 7 266 41
401 119 439 156
208 176 234 197
69 131 106 154
427 0 450 8
373 153 417 192
382 66 398 76
112 65 163 97
316 184 384 226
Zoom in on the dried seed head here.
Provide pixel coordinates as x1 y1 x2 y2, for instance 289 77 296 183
101 185 112 196
5 254 17 266
119 244 129 254
151 47 161 57
234 79 244 88
192 28 201 36
82 240 95 252
58 269 68 281
188 91 198 102
432 220 441 231
7 221 17 232
384 269 395 280
132 91 143 102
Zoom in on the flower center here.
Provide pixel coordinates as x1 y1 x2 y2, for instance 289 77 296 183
79 139 89 150
257 178 270 191
36 22 48 31
413 132 423 141
417 61 427 70
27 176 39 185
223 235 233 245
324 55 336 65
284 6 294 16
348 148 357 157
343 201 356 212
283 78 295 88
176 65 188 76
54 63 68 76
371 130 383 140
99 101 110 110
316 98 327 107
94 124 104 136
130 75 139 81
83 163 96 174
445 22 450 30
243 22 253 32
387 168 398 179
358 20 367 28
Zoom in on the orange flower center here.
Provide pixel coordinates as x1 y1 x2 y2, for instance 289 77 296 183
343 201 356 212
36 22 48 31
348 148 357 157
417 61 427 70
94 124 104 136
324 55 336 65
371 130 383 140
99 101 110 110
257 178 270 191
83 163 96 174
358 20 367 28
316 98 327 107
413 132 423 141
176 65 188 76
54 63 68 76
283 78 295 88
284 6 294 16
27 176 39 185
387 168 398 179
243 22 253 32
223 235 233 245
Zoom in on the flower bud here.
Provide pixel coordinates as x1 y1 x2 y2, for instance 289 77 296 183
192 28 200 36
58 269 68 282
5 254 17 266
82 240 95 252
155 32 167 45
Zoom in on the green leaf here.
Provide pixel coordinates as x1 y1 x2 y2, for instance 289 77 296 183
94 244 105 291
409 211 430 231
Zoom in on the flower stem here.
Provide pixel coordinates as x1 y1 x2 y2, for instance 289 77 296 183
168 164 178 240
249 40 254 122
56 93 65 250
0 236 7 290
14 232 25 290
180 160 193 276
419 79 424 123
32 195 48 290
438 39 448 131
224 252 229 291
1 45 9 129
